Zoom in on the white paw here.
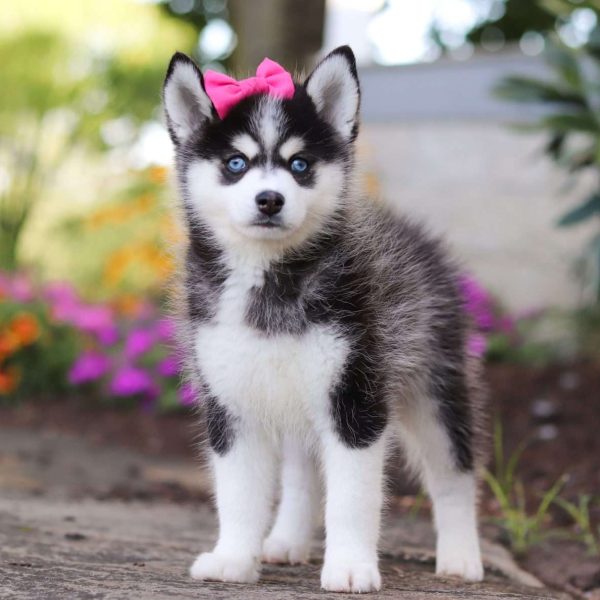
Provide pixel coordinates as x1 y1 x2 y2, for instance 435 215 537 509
189 551 259 583
262 536 310 565
436 549 484 582
321 560 381 593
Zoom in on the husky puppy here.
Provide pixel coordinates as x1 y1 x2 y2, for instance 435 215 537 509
163 46 484 593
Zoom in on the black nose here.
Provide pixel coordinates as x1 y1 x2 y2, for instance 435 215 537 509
255 190 284 216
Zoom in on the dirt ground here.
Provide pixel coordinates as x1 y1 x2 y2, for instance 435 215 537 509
1 361 599 598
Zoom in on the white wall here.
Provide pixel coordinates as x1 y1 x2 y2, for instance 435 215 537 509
358 51 596 310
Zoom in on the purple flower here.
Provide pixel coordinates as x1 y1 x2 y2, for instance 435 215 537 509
124 328 155 359
0 271 34 302
74 305 119 345
110 366 155 397
68 352 110 385
178 382 197 406
459 274 495 330
96 324 119 345
158 355 179 377
44 281 79 309
466 333 487 358
155 318 175 341
8 273 34 302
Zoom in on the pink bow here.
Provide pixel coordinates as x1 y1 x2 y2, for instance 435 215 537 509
204 58 295 119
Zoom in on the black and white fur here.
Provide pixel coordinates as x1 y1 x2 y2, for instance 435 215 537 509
163 46 485 593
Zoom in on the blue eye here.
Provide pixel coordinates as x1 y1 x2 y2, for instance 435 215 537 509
290 157 308 174
226 156 247 173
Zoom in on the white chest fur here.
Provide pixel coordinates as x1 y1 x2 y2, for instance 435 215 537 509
195 264 349 436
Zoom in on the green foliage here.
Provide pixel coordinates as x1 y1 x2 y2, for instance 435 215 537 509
555 495 600 555
0 1 195 274
0 28 162 271
484 421 566 554
495 26 600 301
467 0 556 45
573 303 600 355
0 298 80 401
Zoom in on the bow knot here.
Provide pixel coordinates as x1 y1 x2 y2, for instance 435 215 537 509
204 58 295 119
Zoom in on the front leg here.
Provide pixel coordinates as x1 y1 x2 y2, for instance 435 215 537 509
190 408 277 583
320 434 387 593
263 438 319 564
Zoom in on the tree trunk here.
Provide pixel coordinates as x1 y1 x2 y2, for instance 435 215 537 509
228 0 326 75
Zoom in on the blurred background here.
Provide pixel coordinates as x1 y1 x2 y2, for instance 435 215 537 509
1 0 600 594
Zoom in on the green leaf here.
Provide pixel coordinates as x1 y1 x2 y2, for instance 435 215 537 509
542 113 599 133
544 35 582 90
494 76 585 108
557 193 600 226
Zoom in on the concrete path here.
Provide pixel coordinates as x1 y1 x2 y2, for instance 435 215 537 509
0 428 570 599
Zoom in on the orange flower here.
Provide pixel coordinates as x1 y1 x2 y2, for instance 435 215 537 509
148 166 168 184
113 294 146 317
0 331 19 360
0 366 19 395
9 313 40 346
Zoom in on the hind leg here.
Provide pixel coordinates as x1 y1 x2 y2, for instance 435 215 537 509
399 399 483 581
263 438 319 564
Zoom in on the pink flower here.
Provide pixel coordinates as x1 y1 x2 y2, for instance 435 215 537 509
178 382 197 406
0 271 34 302
459 274 494 330
74 304 111 330
46 284 119 345
8 273 34 302
467 333 487 358
124 328 155 359
68 352 110 385
110 366 154 397
158 355 179 377
44 281 79 310
155 318 175 341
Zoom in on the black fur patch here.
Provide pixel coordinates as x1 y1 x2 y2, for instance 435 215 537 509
428 280 474 471
205 394 235 455
244 223 343 335
325 258 388 448
184 217 228 324
331 336 388 449
431 362 474 471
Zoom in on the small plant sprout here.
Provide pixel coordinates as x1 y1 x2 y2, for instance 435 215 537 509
483 420 567 555
555 494 600 556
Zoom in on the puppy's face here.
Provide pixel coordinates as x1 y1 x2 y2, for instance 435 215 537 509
163 47 360 252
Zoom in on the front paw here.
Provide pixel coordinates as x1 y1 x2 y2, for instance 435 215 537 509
262 535 310 565
321 559 381 593
189 551 259 583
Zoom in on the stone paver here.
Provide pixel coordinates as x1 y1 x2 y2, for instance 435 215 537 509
0 428 569 599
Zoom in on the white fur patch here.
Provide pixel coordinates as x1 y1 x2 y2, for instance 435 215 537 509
397 401 484 582
195 259 350 435
263 439 319 565
231 133 260 159
306 53 359 140
279 136 304 161
320 434 386 593
252 97 284 152
164 60 213 142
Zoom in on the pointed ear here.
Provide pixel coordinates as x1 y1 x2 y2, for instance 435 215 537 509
163 52 215 145
305 46 360 142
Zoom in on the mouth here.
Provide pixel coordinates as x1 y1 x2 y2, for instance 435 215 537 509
252 216 285 229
